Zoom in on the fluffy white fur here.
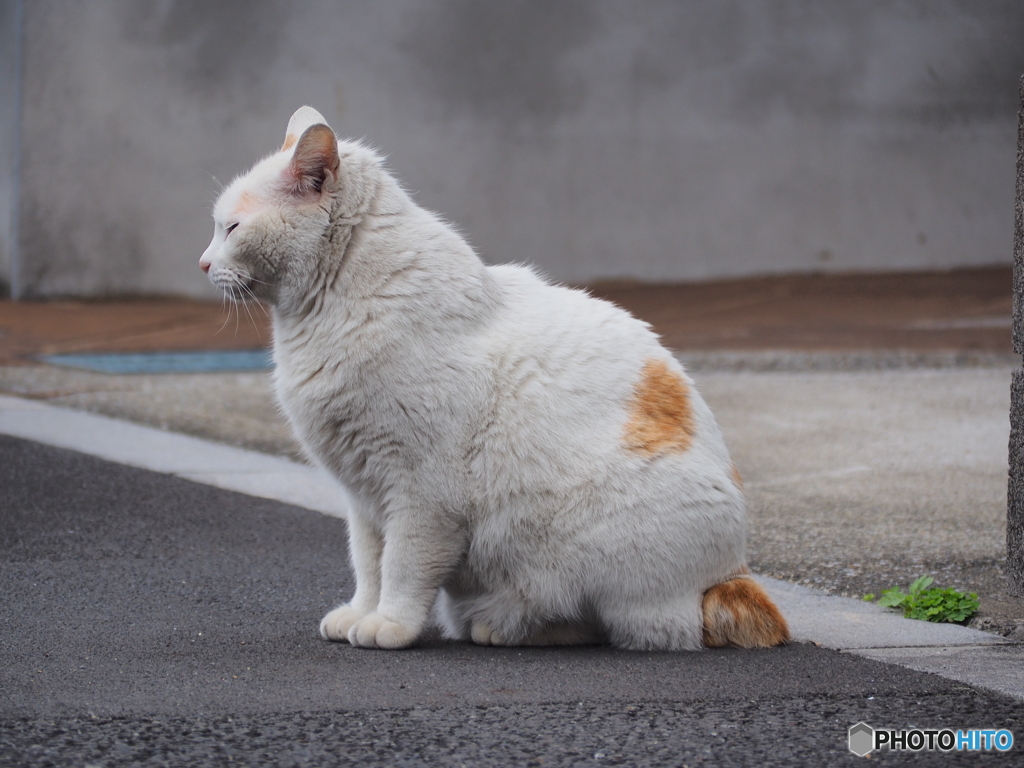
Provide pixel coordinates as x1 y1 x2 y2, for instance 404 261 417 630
201 107 750 651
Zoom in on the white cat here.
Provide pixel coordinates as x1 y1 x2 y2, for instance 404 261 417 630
200 106 789 651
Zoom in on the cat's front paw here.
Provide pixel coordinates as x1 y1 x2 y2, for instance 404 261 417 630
470 622 508 646
348 613 419 649
320 605 366 642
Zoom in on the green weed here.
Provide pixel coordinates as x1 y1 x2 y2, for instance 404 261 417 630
863 576 979 624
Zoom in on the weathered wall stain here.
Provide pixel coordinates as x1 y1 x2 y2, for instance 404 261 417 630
629 0 1024 127
19 198 145 299
120 0 288 108
912 2 1024 126
399 0 597 127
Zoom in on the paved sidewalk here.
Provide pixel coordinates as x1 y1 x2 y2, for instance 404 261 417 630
1 429 1020 766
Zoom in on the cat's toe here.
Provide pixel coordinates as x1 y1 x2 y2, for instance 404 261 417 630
375 620 419 649
348 613 418 649
319 605 365 641
470 622 507 646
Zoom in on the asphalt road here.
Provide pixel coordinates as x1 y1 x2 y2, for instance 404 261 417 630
1 434 1021 766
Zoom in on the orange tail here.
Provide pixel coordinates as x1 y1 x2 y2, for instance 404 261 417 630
702 574 790 648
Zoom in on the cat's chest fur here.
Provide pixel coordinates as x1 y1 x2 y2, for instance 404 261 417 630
269 289 495 510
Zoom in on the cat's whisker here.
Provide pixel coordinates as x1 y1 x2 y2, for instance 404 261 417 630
242 289 269 323
228 299 240 334
215 293 233 336
241 272 270 286
230 272 271 324
246 276 272 287
230 291 241 338
239 294 263 343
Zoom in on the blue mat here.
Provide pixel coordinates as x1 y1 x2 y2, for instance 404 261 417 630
40 350 274 375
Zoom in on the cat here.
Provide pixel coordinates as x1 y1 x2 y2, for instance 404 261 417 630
200 106 789 651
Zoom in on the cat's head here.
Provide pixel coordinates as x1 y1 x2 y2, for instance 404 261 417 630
200 106 376 311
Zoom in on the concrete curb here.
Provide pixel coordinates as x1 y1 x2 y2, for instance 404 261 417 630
0 394 351 519
762 577 1004 651
758 577 1021 700
1 394 1019 700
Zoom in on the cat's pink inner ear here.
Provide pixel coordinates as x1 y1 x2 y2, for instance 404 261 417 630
286 124 340 197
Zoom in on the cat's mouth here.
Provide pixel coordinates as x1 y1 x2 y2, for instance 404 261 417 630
209 266 263 304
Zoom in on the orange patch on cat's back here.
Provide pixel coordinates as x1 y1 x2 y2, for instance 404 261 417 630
730 463 744 490
623 358 696 456
281 133 298 151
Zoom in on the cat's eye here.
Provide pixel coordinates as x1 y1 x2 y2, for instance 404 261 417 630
225 222 239 235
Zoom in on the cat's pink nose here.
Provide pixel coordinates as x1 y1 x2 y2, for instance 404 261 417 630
199 259 211 273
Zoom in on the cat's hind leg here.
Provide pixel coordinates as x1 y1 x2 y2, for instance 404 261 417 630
701 575 790 648
462 585 603 647
433 588 472 641
470 620 602 647
526 622 603 646
599 594 705 651
470 621 508 646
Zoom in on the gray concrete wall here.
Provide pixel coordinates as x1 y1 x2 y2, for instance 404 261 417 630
5 0 1024 299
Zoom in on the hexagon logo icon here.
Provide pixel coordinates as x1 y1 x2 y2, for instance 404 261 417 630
849 722 874 756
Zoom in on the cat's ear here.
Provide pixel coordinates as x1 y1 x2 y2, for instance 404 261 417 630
286 124 340 197
282 106 329 152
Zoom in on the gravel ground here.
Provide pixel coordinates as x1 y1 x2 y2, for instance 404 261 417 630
1 358 1019 635
3 692 1020 768
694 367 1014 631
